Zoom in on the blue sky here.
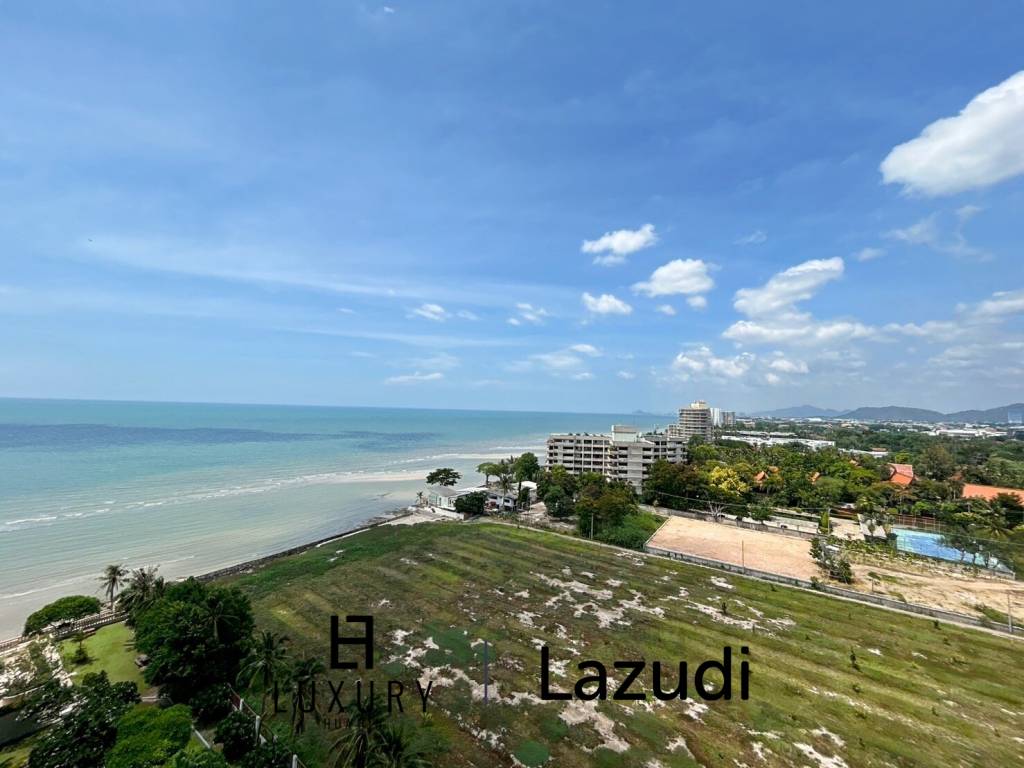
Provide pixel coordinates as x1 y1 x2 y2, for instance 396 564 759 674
1 2 1023 414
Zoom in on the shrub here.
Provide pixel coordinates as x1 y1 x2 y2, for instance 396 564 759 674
240 739 293 768
215 710 257 762
23 595 102 635
167 749 230 768
105 704 192 768
189 683 233 727
595 512 662 550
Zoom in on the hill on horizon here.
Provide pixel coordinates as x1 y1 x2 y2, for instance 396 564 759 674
750 402 1024 424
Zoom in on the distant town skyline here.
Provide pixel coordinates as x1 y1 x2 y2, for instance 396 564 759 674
1 3 1022 413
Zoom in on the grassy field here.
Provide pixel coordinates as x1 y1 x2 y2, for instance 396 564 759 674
58 622 146 690
226 521 1024 768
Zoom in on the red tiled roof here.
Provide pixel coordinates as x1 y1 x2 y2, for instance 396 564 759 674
887 463 914 486
962 483 1024 504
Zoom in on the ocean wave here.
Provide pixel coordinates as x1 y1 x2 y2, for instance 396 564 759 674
3 515 58 526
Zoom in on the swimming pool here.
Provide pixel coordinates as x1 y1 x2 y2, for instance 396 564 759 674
893 527 1007 572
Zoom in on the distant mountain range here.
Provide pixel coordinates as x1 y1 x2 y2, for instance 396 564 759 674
749 403 1024 424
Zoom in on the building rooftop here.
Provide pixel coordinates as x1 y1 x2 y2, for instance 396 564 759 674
961 483 1024 504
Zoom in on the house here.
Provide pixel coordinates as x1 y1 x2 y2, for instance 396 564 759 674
486 480 538 513
425 485 486 518
886 463 914 486
961 483 1024 505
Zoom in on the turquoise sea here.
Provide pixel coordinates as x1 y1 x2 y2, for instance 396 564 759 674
0 398 661 638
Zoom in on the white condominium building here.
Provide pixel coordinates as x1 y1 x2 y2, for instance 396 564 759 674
546 424 687 492
671 400 713 442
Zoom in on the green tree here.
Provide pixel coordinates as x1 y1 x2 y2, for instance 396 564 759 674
918 443 956 481
134 578 255 701
28 671 140 768
105 704 192 768
425 468 461 487
476 462 502 484
118 567 166 625
238 630 291 715
512 452 540 482
542 486 571 518
23 595 102 635
99 563 129 610
242 740 294 768
453 491 487 517
288 655 327 735
374 720 434 768
214 710 257 763
331 693 389 768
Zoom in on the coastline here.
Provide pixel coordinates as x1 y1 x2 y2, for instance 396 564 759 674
0 505 423 647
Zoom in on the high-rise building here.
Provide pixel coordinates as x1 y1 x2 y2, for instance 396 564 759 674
672 400 713 442
546 425 687 492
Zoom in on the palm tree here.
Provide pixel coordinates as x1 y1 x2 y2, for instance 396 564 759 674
119 566 161 619
99 564 128 610
331 693 389 768
288 655 326 735
237 630 291 715
205 592 240 643
375 720 431 768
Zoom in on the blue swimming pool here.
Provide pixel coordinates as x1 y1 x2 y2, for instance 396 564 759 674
893 527 1007 571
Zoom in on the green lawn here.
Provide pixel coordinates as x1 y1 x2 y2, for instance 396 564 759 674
225 521 1024 767
59 622 146 690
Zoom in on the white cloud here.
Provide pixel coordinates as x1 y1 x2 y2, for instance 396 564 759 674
767 357 809 374
456 309 479 320
385 371 444 384
764 372 782 385
881 70 1024 196
409 352 460 370
886 215 940 246
571 372 594 381
723 257 877 347
632 259 714 298
733 257 843 317
508 302 549 326
686 295 707 310
855 247 884 262
883 321 963 341
724 319 874 345
583 223 658 266
582 292 633 315
532 351 583 371
656 304 676 316
410 303 448 322
617 370 635 380
569 343 602 356
671 345 754 380
337 307 356 314
973 289 1024 318
734 230 767 246
885 212 985 259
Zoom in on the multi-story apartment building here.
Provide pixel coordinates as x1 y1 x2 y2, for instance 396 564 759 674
671 400 713 442
545 424 686 492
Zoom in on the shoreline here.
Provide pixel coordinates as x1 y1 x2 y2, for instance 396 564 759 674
0 506 423 649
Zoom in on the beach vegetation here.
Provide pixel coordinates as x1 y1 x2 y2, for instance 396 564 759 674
453 491 486 517
99 564 129 611
104 704 192 768
424 468 460 487
237 630 291 716
26 671 139 768
22 595 101 635
214 710 257 762
512 452 540 482
134 578 254 701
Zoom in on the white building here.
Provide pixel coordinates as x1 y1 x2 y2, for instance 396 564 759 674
670 400 713 442
546 425 686 492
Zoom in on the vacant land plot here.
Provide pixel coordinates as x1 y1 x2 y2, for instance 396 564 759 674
226 522 1024 768
648 515 819 580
